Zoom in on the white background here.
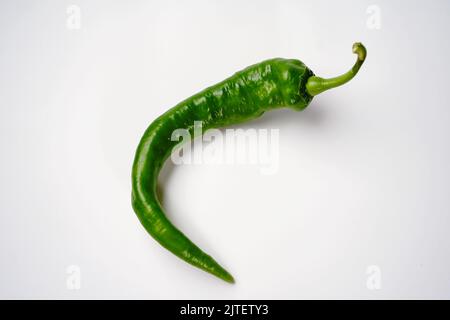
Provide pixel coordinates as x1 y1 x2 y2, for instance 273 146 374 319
1 0 450 299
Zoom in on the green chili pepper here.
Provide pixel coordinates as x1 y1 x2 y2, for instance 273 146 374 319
132 43 367 283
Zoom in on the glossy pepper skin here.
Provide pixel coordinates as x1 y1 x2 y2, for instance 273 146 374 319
132 43 367 283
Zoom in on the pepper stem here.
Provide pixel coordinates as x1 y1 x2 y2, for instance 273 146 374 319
306 42 367 96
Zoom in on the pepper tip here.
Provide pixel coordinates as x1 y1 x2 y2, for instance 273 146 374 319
223 273 235 284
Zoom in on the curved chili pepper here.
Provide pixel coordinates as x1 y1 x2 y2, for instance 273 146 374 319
132 43 367 283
